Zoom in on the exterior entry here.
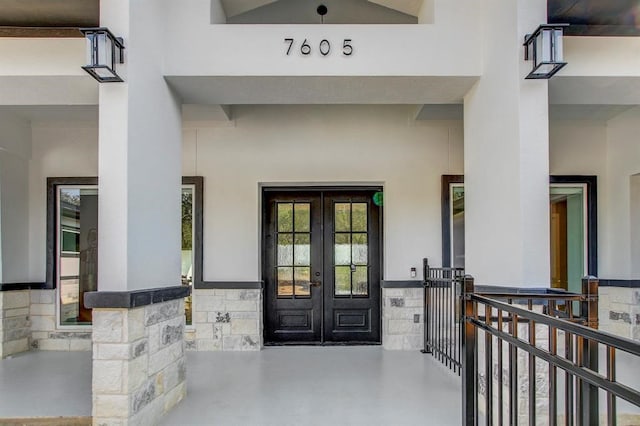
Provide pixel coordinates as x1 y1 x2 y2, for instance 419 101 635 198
262 188 382 345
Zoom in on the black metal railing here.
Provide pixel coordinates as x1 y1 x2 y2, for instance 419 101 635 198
462 275 640 425
422 258 465 373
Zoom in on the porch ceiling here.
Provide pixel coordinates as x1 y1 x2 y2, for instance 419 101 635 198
165 75 479 105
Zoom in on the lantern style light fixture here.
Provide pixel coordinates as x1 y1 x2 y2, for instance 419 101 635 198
523 24 568 79
79 27 125 83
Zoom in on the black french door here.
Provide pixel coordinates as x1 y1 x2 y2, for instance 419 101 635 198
263 188 381 344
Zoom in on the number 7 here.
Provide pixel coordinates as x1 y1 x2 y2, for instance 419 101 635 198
284 38 294 55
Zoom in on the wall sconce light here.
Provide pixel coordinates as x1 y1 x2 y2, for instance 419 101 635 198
523 24 568 79
80 27 125 83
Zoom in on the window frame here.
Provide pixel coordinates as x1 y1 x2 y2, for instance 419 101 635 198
440 175 597 276
46 176 204 328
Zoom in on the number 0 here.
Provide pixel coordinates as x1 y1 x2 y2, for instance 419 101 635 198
343 39 353 56
319 39 330 56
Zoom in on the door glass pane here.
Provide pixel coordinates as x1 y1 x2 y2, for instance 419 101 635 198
277 234 293 266
277 267 293 296
352 203 367 232
335 203 351 232
334 233 351 265
334 266 351 296
278 203 293 232
294 203 310 232
352 266 368 296
294 267 311 297
352 233 368 265
294 233 310 266
58 187 98 326
550 186 585 294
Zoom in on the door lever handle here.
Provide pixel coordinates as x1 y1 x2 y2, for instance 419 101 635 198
310 281 322 287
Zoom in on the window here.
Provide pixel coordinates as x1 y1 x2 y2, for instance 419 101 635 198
47 177 203 327
57 185 98 326
440 175 597 283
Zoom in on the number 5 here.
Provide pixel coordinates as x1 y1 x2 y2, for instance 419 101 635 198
343 39 353 56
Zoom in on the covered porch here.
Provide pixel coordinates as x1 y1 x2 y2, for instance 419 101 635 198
0 346 461 425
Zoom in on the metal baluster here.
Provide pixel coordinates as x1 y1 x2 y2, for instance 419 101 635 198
485 304 493 425
607 346 617 426
565 331 574 426
529 298 536 426
549 300 558 425
509 304 518 425
497 309 504 426
576 335 583 426
423 258 431 354
462 276 477 426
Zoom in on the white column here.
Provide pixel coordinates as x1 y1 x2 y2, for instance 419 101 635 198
98 0 182 291
0 111 31 283
463 0 550 287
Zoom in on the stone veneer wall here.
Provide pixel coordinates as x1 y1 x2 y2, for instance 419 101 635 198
599 286 640 342
92 298 186 425
0 290 31 357
30 289 92 351
187 289 262 351
382 287 424 350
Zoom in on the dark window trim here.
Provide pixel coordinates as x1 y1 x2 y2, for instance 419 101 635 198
46 177 98 289
182 177 204 288
440 175 598 277
441 175 464 268
46 176 205 289
549 175 598 276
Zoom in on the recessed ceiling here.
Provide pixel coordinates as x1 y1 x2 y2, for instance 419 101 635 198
226 0 417 25
0 0 98 36
548 0 640 36
1 0 636 33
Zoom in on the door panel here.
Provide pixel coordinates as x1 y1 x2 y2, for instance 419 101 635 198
323 192 380 343
264 192 322 343
263 188 381 345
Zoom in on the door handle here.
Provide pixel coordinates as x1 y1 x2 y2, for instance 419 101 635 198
310 281 322 287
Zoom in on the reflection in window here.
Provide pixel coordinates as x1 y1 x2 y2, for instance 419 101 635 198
182 186 195 325
58 187 98 325
451 186 465 269
333 202 369 297
276 202 311 298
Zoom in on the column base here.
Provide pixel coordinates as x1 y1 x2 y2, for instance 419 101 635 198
0 290 31 358
91 297 187 425
382 286 424 350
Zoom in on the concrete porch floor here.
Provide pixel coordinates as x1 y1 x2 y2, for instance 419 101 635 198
0 347 461 425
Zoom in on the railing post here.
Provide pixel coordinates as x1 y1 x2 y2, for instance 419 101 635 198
462 275 477 426
581 276 599 425
422 258 431 354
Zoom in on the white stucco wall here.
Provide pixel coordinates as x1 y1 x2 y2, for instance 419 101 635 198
604 108 640 279
183 105 463 281
0 112 31 282
22 107 638 284
549 108 640 279
25 105 463 284
28 123 99 282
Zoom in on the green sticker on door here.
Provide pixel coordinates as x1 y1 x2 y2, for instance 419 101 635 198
373 191 383 207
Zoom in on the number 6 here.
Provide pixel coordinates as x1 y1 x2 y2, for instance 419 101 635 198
301 39 311 55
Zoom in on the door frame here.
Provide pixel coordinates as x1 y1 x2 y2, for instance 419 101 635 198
260 185 384 345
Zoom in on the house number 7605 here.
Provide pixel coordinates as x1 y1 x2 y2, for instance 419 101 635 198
284 38 353 56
